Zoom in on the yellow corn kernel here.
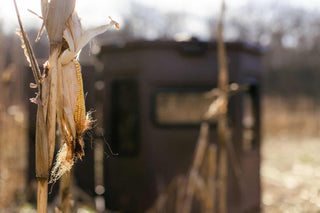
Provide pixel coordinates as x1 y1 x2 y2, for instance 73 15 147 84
73 59 86 133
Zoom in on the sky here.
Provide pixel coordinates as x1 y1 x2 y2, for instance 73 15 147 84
1 0 320 37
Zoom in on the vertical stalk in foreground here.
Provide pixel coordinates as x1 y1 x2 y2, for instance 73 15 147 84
183 122 209 213
37 178 48 212
15 0 119 211
60 172 72 213
39 0 75 211
205 145 217 213
217 2 229 213
13 1 49 212
14 0 75 212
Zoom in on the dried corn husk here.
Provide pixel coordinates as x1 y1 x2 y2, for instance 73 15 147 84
49 10 119 182
42 0 75 46
35 0 76 171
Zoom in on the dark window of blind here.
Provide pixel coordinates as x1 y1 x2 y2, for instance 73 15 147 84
242 84 260 151
111 78 140 156
242 92 255 151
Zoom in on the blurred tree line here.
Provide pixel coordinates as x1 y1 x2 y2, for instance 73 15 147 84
98 3 320 100
1 3 320 99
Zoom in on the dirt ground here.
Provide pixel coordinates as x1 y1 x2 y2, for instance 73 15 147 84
261 135 320 213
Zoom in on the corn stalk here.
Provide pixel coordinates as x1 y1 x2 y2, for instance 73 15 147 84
215 1 246 212
14 1 52 212
14 0 118 211
216 2 229 213
182 122 209 213
59 172 72 213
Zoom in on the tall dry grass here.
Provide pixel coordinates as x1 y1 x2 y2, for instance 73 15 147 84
261 96 320 212
263 96 320 137
0 65 27 209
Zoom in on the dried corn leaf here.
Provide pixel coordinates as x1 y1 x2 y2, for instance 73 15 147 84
61 14 119 64
14 0 52 178
57 61 79 140
35 0 49 41
47 50 59 167
44 0 75 46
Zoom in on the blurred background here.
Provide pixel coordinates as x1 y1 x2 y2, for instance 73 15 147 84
1 0 320 212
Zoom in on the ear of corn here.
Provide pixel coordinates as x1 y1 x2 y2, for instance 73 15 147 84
73 59 86 133
74 58 87 160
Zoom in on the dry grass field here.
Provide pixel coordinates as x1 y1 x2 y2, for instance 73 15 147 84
0 105 27 210
0 64 28 211
262 136 320 213
2 94 320 212
262 97 320 213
